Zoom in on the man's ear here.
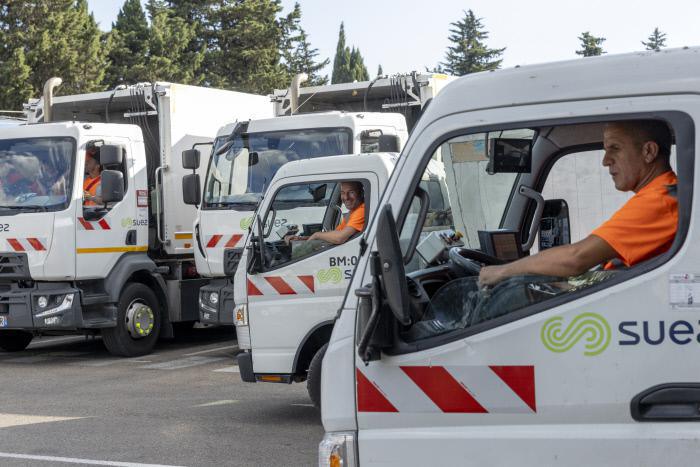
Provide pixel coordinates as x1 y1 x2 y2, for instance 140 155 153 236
642 141 660 163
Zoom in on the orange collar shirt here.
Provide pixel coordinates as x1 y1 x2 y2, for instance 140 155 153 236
592 171 678 268
83 175 101 206
336 203 365 232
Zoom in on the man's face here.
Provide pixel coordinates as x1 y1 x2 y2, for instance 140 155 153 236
602 124 649 192
340 182 362 211
85 155 99 174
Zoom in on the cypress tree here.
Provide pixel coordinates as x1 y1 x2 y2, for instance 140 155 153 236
349 47 369 82
438 9 504 75
377 64 383 78
331 23 351 84
642 27 667 51
104 0 150 87
576 32 606 57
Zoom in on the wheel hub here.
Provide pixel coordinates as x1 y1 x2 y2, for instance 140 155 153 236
125 301 155 339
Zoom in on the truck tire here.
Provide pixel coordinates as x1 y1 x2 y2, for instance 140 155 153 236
102 283 161 357
0 330 33 352
307 343 328 409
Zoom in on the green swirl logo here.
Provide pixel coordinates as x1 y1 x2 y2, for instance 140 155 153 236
239 217 253 230
541 312 611 356
317 267 343 284
121 217 133 228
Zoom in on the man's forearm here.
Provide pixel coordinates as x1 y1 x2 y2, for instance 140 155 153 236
499 244 590 278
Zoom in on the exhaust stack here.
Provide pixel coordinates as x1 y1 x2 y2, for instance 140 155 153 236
289 73 308 115
42 77 63 122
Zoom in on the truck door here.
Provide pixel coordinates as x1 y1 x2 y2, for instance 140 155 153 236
76 138 143 279
355 103 699 465
248 172 377 376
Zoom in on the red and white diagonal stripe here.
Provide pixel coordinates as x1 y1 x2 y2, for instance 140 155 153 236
205 234 243 249
357 364 536 414
5 237 48 252
78 218 111 230
247 275 315 296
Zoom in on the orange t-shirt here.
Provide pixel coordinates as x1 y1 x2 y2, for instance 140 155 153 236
83 176 101 206
336 203 365 232
592 171 678 268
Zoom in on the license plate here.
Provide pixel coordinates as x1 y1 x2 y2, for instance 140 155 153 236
0 315 7 327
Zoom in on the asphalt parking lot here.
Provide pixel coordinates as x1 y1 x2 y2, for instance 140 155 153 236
0 327 323 466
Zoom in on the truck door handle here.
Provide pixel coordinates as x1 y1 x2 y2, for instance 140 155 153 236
631 383 700 421
125 230 137 245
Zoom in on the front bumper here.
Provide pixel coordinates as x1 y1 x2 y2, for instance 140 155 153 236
199 279 234 325
0 282 115 331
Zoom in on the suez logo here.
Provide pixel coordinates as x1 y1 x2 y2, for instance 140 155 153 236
541 312 700 355
239 217 288 230
120 218 148 228
316 256 359 283
0 224 9 232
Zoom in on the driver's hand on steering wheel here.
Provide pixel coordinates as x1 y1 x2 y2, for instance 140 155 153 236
479 265 509 288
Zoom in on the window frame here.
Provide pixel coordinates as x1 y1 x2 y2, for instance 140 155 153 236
386 110 694 355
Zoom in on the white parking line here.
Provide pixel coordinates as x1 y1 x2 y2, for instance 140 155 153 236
0 413 85 428
4 356 49 364
183 345 238 357
140 356 226 370
27 336 87 348
0 452 185 467
212 366 239 373
195 400 239 407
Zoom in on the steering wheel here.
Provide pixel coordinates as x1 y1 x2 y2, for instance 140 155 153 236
448 247 504 275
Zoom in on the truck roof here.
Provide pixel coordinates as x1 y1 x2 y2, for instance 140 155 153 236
272 152 398 181
418 47 700 133
246 111 407 133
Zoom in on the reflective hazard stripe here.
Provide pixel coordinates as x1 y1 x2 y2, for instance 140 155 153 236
205 234 243 249
247 275 315 296
77 218 111 230
357 365 536 414
6 238 48 252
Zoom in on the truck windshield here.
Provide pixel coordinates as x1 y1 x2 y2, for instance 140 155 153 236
0 137 75 213
203 127 352 211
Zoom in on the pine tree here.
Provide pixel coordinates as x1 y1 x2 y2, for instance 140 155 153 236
576 32 606 57
377 64 383 78
349 47 369 82
642 27 667 51
332 23 352 84
146 0 204 84
0 48 33 110
438 10 505 76
104 0 150 87
285 28 329 86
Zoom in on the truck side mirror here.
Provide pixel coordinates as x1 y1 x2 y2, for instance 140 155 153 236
100 145 124 167
101 170 125 203
376 204 411 326
311 184 327 202
182 149 200 170
538 199 571 250
378 135 400 153
182 174 201 205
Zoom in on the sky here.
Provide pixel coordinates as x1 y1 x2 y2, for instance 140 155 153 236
87 0 700 78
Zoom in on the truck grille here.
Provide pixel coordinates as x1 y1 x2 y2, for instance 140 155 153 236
0 254 30 281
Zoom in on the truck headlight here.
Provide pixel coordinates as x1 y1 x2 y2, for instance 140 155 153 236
209 292 219 305
234 304 248 326
199 292 217 313
318 432 356 467
35 293 74 318
37 296 48 309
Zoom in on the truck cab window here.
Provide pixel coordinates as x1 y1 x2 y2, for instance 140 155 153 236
396 120 682 345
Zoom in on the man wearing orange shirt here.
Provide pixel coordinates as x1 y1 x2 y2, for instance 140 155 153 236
83 148 103 206
480 120 677 286
288 181 366 245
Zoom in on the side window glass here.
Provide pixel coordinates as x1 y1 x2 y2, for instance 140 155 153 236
261 179 368 270
82 142 128 220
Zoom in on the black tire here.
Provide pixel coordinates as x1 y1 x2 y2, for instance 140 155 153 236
102 283 161 357
307 343 328 409
0 330 33 352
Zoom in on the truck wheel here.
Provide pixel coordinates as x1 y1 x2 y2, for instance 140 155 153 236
307 343 328 409
102 283 161 357
0 330 33 352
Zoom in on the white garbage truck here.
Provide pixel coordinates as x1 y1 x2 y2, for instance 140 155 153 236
319 47 700 466
185 73 452 326
0 79 270 356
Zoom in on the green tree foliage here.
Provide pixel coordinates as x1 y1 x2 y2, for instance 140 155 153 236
438 10 504 75
146 0 204 84
0 47 33 110
642 27 667 51
104 0 150 87
377 64 383 78
281 3 329 86
576 31 606 57
332 23 369 84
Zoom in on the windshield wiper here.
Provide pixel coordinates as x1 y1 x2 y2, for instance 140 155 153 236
0 205 48 212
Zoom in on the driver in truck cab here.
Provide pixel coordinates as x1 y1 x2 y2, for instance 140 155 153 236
286 181 366 245
480 119 676 286
83 147 103 206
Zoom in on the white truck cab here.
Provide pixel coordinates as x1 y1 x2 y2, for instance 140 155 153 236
231 153 398 405
0 81 269 356
320 47 700 466
187 112 408 326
